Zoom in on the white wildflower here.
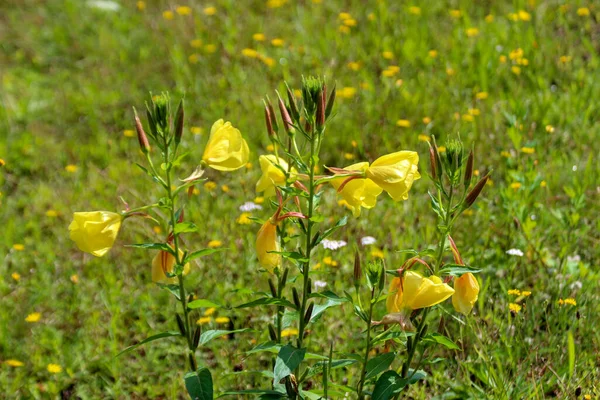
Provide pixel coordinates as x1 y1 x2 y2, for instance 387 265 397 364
321 239 347 250
360 236 376 246
506 248 524 257
239 202 262 212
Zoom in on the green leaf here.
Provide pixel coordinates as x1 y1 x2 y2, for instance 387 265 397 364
308 295 348 323
199 329 253 346
371 330 414 346
371 370 407 400
217 390 285 399
568 330 575 377
428 191 445 220
187 299 222 310
184 367 213 400
174 222 198 234
422 333 460 350
318 216 348 244
156 283 182 300
438 264 481 277
304 359 357 379
273 344 306 384
117 331 181 357
236 297 296 310
274 251 309 263
406 369 427 384
171 151 190 167
185 248 227 263
364 353 395 381
126 243 174 253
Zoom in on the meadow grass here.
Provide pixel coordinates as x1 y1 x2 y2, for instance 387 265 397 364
1 0 599 398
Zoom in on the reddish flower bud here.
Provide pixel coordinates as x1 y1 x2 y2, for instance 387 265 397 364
464 149 474 188
465 173 490 208
428 144 437 180
316 88 325 130
174 99 184 145
134 110 151 154
325 83 336 119
276 91 294 133
263 101 275 138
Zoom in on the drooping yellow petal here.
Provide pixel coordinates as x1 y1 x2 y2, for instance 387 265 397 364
386 277 404 313
387 271 454 311
452 273 479 315
202 119 250 171
69 211 122 257
151 249 190 284
255 220 280 273
330 162 383 217
256 155 296 197
365 151 421 201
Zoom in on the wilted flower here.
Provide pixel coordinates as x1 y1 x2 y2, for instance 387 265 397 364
69 211 122 257
202 119 249 171
330 162 383 217
256 155 296 197
256 219 280 273
365 151 421 201
151 249 190 283
452 273 479 315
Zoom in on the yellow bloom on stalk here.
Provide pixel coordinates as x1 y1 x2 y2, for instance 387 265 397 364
151 249 190 284
69 211 122 257
365 151 420 201
330 162 382 217
202 119 249 171
5 360 24 367
256 155 296 197
47 364 62 374
256 219 280 273
387 271 454 312
452 273 479 315
25 312 41 322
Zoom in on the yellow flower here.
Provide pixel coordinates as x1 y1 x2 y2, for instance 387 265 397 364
577 7 590 17
271 38 285 47
190 39 203 48
422 117 431 124
70 274 79 284
256 220 280 273
136 1 145 11
476 91 488 100
408 6 421 15
509 303 522 313
46 209 58 217
242 48 259 58
123 129 135 137
510 182 522 190
281 328 299 337
371 249 384 259
204 181 217 191
253 33 266 41
339 25 351 34
507 289 521 296
449 9 462 18
176 6 192 15
256 155 296 197
69 211 122 257
518 10 531 21
521 146 535 154
396 119 411 128
330 162 383 217
237 213 252 225
511 66 521 75
65 164 78 173
323 256 338 267
197 317 211 325
541 180 547 188
203 6 217 15
428 50 438 58
266 0 286 8
387 271 454 312
347 61 361 71
559 298 577 306
26 312 41 322
452 273 479 315
5 360 24 367
382 51 394 59
365 151 421 201
521 291 531 297
188 54 200 64
151 249 190 284
208 240 222 248
204 44 217 53
215 317 230 324
254 196 264 204
343 18 357 26
338 12 351 20
485 14 494 23
338 87 356 99
499 55 507 63
466 28 479 37
11 272 20 281
418 134 430 142
191 126 203 135
13 244 24 251
202 119 249 171
47 364 62 374
162 10 174 20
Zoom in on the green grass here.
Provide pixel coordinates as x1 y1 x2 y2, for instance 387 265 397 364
1 0 599 398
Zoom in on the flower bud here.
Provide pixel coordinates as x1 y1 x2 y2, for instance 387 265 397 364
428 144 437 180
285 83 300 122
268 278 277 297
276 91 295 134
301 76 323 118
176 314 186 336
174 99 184 145
304 302 314 324
431 135 443 178
325 83 336 119
266 96 279 134
255 219 281 272
134 109 151 154
268 324 278 341
464 173 490 209
464 149 474 188
444 138 464 181
279 267 289 288
264 101 275 138
292 287 301 309
316 87 325 130
452 273 479 315
353 251 362 287
192 326 201 349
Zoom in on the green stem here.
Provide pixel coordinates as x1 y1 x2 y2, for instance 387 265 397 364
357 288 375 399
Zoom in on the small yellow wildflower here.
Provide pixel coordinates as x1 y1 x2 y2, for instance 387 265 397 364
65 164 78 173
518 10 531 21
583 395 591 400
428 50 438 58
437 146 446 153
271 38 285 47
197 317 211 325
242 48 259 58
446 67 455 76
253 33 266 41
541 180 547 188
510 182 522 190
449 9 461 18
188 54 199 64
221 185 230 193
347 61 361 71
208 240 222 248
338 12 351 20
485 14 494 23
344 152 354 160
508 13 519 22
323 256 338 267
511 66 521 75
236 213 252 225
162 10 174 20
254 196 265 204
0 159 5 166
422 117 431 124
396 119 411 128
215 317 230 324
371 249 384 259
190 126 203 135
367 12 375 21
501 151 511 158
343 18 357 27
136 1 145 11
577 7 590 17
204 181 217 191
13 244 25 251
468 108 480 116
176 6 192 16
266 0 286 8
153 226 162 234
203 6 217 15
11 272 21 281
461 114 474 122
521 291 531 297
5 360 24 367
123 129 135 137
190 39 202 48
521 147 535 154
338 87 356 99
69 274 79 284
26 313 41 323
204 44 217 53
281 328 299 337
559 55 572 63
418 134 430 142
339 25 351 34
408 6 421 15
46 210 58 217
559 298 577 306
507 289 521 296
382 51 394 59
509 303 522 313
476 91 488 100
466 28 479 37
204 307 216 316
261 56 276 67
499 55 507 63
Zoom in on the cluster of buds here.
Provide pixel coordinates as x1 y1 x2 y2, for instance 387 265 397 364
428 136 490 210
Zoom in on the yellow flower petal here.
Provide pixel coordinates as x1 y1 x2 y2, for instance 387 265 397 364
202 120 250 171
69 211 122 257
